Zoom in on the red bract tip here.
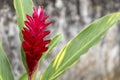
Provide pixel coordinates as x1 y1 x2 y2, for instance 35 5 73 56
22 6 51 79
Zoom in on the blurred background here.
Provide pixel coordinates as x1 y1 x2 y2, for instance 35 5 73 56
0 0 120 80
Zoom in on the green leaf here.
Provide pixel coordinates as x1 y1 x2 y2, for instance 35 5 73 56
19 72 28 80
40 34 62 62
0 40 14 80
14 0 34 70
40 13 120 80
14 0 33 31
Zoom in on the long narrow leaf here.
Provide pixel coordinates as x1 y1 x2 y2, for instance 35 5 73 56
40 13 120 80
14 0 33 31
40 34 62 62
0 40 14 80
14 0 33 70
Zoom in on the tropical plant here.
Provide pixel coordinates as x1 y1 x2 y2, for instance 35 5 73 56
0 0 120 80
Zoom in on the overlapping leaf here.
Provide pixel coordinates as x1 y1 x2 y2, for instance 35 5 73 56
40 13 120 80
0 40 14 80
14 0 33 31
14 0 33 70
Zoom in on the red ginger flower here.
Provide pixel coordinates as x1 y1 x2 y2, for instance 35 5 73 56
22 6 51 79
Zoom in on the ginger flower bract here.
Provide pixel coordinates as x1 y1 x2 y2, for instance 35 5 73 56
22 6 51 78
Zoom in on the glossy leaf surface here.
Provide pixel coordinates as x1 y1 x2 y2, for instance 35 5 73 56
40 13 120 80
14 0 33 70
